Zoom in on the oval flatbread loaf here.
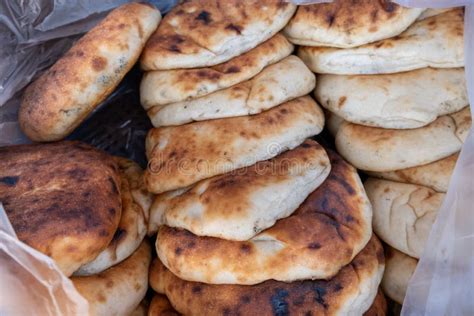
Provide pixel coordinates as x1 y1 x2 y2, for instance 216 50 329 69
19 3 161 142
335 106 471 172
148 140 331 240
146 55 316 127
298 9 464 74
381 247 417 305
0 141 122 276
71 241 151 316
145 96 325 194
75 158 147 276
140 34 293 108
140 0 296 70
155 150 372 284
365 178 443 259
284 0 423 48
315 68 468 129
368 153 458 193
150 236 384 315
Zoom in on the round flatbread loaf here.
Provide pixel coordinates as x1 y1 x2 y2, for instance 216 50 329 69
145 96 325 194
335 106 471 172
315 68 468 129
381 247 417 305
284 0 423 48
140 0 296 70
19 3 161 142
298 9 464 74
148 295 179 316
365 178 443 259
364 289 387 316
368 153 458 193
75 158 147 276
145 55 316 127
150 235 383 315
155 150 372 284
71 241 151 316
148 140 331 240
140 34 293 108
0 141 122 276
326 110 346 137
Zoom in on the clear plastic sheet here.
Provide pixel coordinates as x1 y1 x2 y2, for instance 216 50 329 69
0 0 473 315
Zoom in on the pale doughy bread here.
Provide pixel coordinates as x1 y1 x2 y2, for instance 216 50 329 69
381 247 417 305
140 34 293 108
368 153 458 193
417 8 455 20
365 178 443 259
140 0 296 70
155 150 372 284
19 3 161 142
298 9 464 74
284 0 423 48
315 68 468 129
148 140 331 240
150 236 384 315
335 106 471 172
146 55 316 127
71 241 151 316
75 158 147 276
145 96 325 194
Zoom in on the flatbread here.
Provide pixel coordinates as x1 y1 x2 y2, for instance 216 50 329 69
146 55 316 127
148 289 387 316
155 150 372 284
19 3 161 142
145 96 325 194
140 34 293 108
315 68 468 129
417 8 455 20
148 140 331 240
381 247 417 305
150 235 384 315
129 300 148 316
298 9 464 74
75 158 147 276
284 0 423 48
149 295 179 316
368 153 458 193
71 241 151 316
140 0 296 70
0 141 122 277
326 110 346 137
335 106 471 172
365 178 443 259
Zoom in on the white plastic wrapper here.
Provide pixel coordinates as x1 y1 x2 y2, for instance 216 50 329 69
0 0 473 315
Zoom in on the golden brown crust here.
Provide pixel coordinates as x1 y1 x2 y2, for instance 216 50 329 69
140 0 296 70
19 3 161 141
155 150 373 284
148 295 180 316
72 241 152 315
364 290 387 316
145 96 324 193
150 236 384 315
0 141 122 276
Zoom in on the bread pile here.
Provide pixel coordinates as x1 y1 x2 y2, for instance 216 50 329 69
138 1 387 315
287 2 469 306
0 141 154 314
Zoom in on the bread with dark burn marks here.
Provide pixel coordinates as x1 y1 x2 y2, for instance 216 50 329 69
140 0 296 70
19 3 161 142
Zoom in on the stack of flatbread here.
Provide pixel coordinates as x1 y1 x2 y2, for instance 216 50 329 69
286 2 468 307
0 141 154 315
140 1 386 314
